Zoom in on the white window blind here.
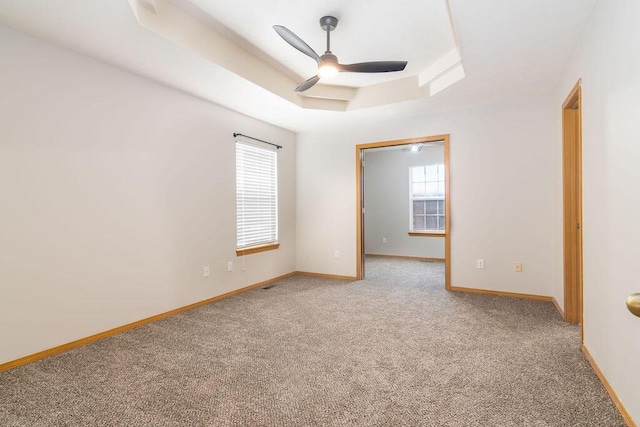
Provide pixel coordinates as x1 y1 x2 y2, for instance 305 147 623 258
236 141 278 249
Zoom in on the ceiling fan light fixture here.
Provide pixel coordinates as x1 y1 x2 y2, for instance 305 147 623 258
318 63 339 78
274 16 408 92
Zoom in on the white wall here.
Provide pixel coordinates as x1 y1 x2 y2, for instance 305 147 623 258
553 0 640 420
0 26 296 364
297 95 555 295
364 146 445 258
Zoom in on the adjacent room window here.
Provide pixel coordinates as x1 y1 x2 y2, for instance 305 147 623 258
410 164 445 231
236 141 278 250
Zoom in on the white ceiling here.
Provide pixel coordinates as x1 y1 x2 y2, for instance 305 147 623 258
175 0 457 88
0 0 598 132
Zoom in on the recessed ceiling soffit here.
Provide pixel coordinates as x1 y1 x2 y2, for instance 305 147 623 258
128 0 465 112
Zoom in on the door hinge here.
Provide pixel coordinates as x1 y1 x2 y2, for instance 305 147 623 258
577 222 580 229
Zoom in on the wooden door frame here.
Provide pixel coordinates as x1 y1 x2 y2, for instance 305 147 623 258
355 134 451 289
562 80 583 327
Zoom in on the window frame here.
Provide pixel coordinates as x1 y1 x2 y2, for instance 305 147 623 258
409 164 446 233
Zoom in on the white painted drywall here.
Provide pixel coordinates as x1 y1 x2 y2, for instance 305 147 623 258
553 0 640 419
364 146 445 258
0 26 296 364
297 95 555 296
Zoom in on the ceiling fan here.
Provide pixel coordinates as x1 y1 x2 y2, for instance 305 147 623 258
274 16 408 93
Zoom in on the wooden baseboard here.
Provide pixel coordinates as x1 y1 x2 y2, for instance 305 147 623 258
449 286 552 302
295 271 357 281
365 254 445 262
0 272 297 373
581 345 636 427
552 297 565 319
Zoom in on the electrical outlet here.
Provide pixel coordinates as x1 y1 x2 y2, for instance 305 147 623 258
382 237 387 244
477 259 485 269
203 266 210 278
334 250 340 259
514 262 523 273
227 261 233 272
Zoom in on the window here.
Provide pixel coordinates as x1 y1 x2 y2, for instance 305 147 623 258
236 141 278 252
410 164 445 231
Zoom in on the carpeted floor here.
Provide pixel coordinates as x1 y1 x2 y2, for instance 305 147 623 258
0 257 626 426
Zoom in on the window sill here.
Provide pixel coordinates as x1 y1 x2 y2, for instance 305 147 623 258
236 242 280 256
408 231 446 237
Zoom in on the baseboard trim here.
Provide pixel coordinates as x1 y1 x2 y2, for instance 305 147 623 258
551 297 565 319
295 271 357 281
581 345 636 427
365 254 445 262
0 272 297 373
449 286 552 302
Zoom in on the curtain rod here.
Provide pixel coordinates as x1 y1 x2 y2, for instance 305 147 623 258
233 133 282 149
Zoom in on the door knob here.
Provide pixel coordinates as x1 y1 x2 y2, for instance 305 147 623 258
627 293 640 317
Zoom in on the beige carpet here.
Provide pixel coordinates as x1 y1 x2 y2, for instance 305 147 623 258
0 257 626 426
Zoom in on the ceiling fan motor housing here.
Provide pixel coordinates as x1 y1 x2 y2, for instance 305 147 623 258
320 53 338 65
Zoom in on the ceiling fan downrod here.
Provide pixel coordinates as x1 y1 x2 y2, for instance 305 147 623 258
318 16 339 69
319 16 338 54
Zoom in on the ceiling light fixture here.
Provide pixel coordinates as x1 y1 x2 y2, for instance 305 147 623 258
411 144 423 153
318 62 339 78
317 53 339 78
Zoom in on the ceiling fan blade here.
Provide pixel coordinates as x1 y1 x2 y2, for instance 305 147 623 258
339 61 408 73
273 25 321 63
295 75 320 93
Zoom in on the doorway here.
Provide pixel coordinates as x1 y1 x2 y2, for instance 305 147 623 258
562 80 583 326
355 135 451 288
